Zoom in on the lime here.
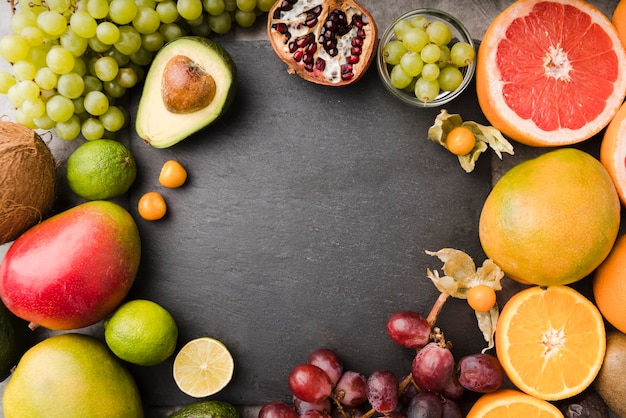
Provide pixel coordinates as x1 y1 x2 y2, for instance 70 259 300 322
173 337 234 398
66 139 137 200
169 400 240 418
104 299 178 367
0 299 29 381
3 333 143 418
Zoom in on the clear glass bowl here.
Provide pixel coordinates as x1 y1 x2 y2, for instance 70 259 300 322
377 9 476 108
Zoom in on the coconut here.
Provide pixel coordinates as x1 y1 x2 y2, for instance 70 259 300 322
0 121 57 245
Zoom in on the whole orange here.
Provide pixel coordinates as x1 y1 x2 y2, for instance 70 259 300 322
593 234 626 333
479 148 620 286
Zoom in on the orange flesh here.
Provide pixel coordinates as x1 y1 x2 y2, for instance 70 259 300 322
496 2 618 132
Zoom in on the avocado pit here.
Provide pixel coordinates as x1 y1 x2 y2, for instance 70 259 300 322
162 55 216 114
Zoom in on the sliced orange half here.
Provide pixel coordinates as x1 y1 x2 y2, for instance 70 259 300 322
495 286 605 401
173 337 234 398
466 389 564 418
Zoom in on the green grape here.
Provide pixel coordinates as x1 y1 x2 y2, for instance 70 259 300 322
410 15 429 30
81 117 105 140
420 43 441 64
132 7 161 34
450 41 475 67
414 77 440 103
94 56 119 81
438 66 463 91
203 0 225 15
97 21 121 45
177 0 203 20
105 47 130 66
156 0 180 24
420 62 440 81
46 0 71 14
392 19 414 41
89 36 112 53
21 97 46 118
186 14 204 27
389 64 413 89
426 21 453 46
0 71 16 94
46 46 75 75
73 96 86 115
11 10 38 34
34 114 57 129
402 28 429 53
70 11 98 38
83 90 109 116
141 32 164 52
72 56 88 76
127 63 145 83
40 89 56 102
100 105 125 132
55 114 81 140
235 9 256 27
382 40 407 65
399 51 423 77
114 25 142 55
34 67 59 90
16 79 40 100
207 13 232 35
57 72 85 98
103 79 126 98
438 45 451 68
236 0 256 12
46 94 75 122
256 0 275 12
116 67 138 88
7 85 25 107
14 108 37 129
60 28 89 57
224 0 237 12
12 60 38 82
108 0 138 25
191 20 211 37
87 0 110 19
159 23 185 42
136 0 157 9
0 34 30 62
129 47 153 66
36 11 67 37
83 74 103 93
26 45 49 69
20 26 45 47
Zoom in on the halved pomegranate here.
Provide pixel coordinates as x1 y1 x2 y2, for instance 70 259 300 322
267 0 378 86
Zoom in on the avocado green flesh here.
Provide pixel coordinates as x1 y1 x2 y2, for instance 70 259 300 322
135 37 236 148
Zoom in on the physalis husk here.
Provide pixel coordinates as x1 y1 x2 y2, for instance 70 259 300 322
427 109 514 173
425 248 504 352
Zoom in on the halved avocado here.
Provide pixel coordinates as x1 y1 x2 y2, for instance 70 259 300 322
135 36 236 148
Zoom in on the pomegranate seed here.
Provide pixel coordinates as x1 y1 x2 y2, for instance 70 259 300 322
293 50 303 62
347 55 359 64
341 71 355 81
340 64 353 74
315 58 326 71
304 62 314 72
303 53 314 64
273 23 289 34
306 43 317 54
305 17 318 27
357 29 365 38
309 5 322 15
351 46 361 56
288 41 297 53
352 37 363 47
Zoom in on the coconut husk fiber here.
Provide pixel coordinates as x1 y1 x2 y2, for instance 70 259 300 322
0 121 57 245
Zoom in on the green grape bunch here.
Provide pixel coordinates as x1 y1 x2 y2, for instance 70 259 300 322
0 0 275 140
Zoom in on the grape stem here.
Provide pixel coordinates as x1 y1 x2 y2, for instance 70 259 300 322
335 292 451 418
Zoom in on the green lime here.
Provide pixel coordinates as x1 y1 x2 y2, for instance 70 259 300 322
169 400 240 418
0 300 29 381
66 139 137 200
104 299 178 367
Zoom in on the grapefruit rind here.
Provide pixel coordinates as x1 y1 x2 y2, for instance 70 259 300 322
495 286 606 401
600 101 626 206
476 0 626 147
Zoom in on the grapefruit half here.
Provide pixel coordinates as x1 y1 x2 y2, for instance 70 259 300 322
476 0 626 147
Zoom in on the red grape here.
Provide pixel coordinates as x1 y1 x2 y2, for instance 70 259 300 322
259 401 299 418
411 342 455 393
307 348 343 387
366 370 399 413
457 353 504 393
440 372 464 401
441 398 462 418
334 370 367 407
300 410 332 418
406 391 442 418
293 396 332 415
289 364 333 403
386 311 431 348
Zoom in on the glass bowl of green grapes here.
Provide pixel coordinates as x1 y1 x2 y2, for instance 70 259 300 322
377 9 476 107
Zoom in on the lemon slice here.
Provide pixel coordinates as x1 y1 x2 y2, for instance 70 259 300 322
173 337 234 398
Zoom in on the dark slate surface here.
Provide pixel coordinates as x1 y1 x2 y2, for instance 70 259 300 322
125 40 496 407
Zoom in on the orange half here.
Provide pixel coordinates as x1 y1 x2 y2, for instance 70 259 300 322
466 389 564 418
495 286 605 401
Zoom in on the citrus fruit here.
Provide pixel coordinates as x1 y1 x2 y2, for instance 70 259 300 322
593 234 626 334
66 139 137 200
613 1 626 49
479 148 620 286
104 299 178 366
476 0 626 146
0 299 28 381
3 333 143 417
466 389 564 418
173 336 234 398
495 286 606 401
169 399 240 418
600 100 626 206
138 191 167 220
